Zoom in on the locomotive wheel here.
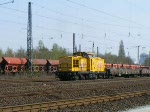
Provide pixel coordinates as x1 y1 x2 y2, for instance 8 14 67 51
92 74 97 79
89 74 93 79
124 75 129 78
75 75 79 80
105 69 110 79
95 74 98 79
85 74 89 80
79 74 85 80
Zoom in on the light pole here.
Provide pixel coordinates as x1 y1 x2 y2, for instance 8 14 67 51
126 48 130 64
126 48 130 57
149 51 150 66
88 41 94 53
49 37 53 50
97 47 99 57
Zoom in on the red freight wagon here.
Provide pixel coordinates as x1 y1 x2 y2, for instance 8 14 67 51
1 57 27 74
105 63 112 68
0 57 2 73
47 60 59 74
32 59 47 72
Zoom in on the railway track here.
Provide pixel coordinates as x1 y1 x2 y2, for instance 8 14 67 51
0 82 148 99
0 77 149 84
0 77 149 89
0 78 149 100
0 89 150 112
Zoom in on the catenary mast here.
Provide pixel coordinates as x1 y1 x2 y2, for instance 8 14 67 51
27 2 33 74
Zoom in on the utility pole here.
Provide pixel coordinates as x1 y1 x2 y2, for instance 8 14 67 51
97 47 99 57
27 2 33 75
73 33 76 54
149 51 150 66
128 52 130 57
137 46 140 65
79 44 81 52
92 41 94 53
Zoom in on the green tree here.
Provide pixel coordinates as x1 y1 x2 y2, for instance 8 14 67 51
143 58 150 66
38 40 45 49
102 52 118 63
117 56 134 64
5 47 14 57
0 49 3 57
51 43 67 59
118 40 125 58
34 40 50 59
100 51 134 64
33 41 68 59
15 47 26 58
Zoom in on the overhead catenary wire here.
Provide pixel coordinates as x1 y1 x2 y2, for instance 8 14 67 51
0 4 150 46
0 5 148 30
32 3 145 29
66 0 150 29
0 19 131 46
0 6 134 39
0 0 14 5
0 20 149 47
31 3 150 44
30 3 150 39
1 5 149 40
1 18 150 50
0 3 150 50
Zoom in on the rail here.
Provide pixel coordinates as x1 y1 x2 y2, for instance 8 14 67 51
0 89 150 112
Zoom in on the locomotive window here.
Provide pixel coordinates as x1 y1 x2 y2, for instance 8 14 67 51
73 60 79 67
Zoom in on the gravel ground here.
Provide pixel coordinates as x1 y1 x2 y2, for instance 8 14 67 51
49 95 150 112
0 77 149 111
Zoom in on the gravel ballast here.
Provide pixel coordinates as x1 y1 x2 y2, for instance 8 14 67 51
0 77 149 111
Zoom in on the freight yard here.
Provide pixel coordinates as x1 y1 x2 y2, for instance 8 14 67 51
1 0 150 111
0 77 149 111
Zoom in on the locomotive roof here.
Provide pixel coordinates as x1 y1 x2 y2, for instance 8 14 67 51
73 52 95 58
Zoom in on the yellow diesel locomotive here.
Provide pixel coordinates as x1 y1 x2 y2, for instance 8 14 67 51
57 52 110 81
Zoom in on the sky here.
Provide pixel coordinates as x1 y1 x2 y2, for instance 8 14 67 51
0 0 150 62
